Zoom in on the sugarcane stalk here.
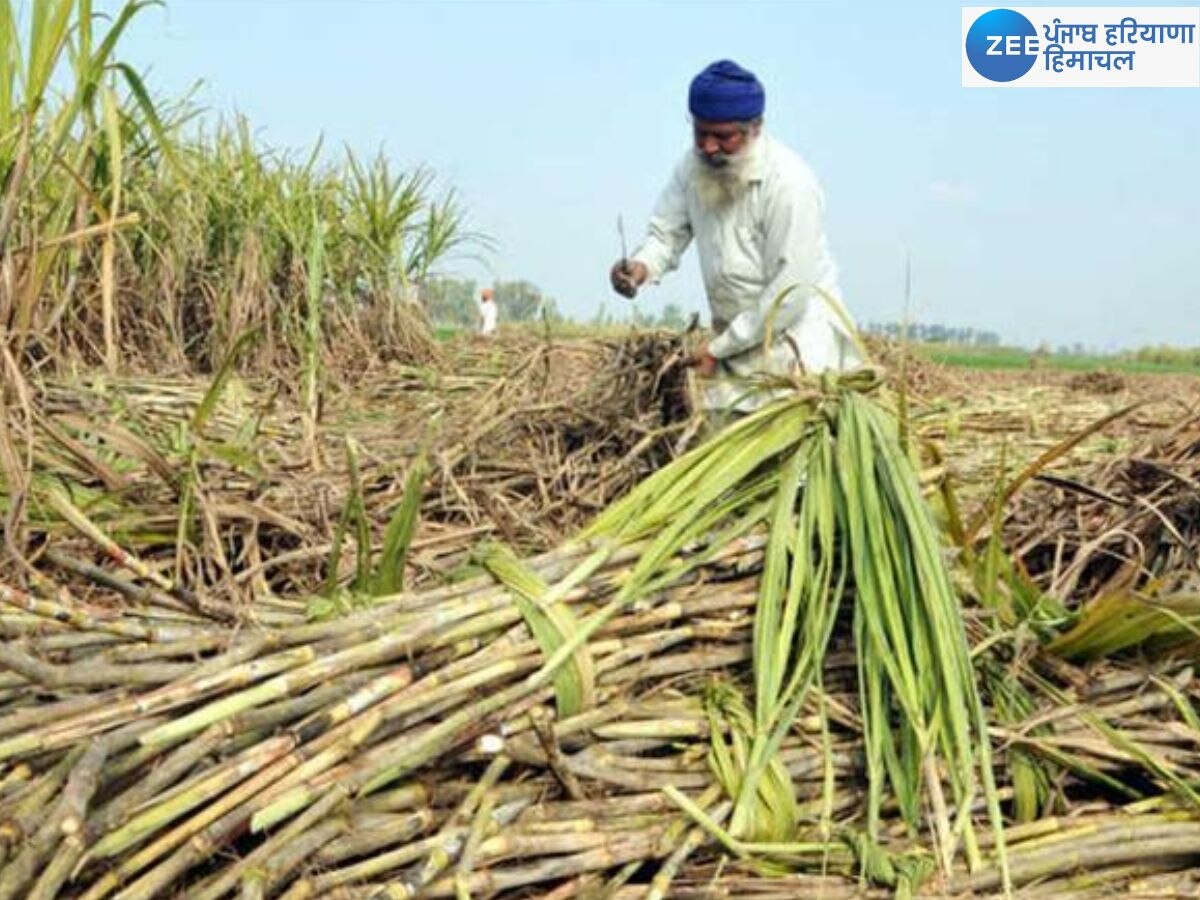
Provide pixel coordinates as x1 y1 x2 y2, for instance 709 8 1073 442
0 739 107 900
530 705 586 801
188 783 350 900
42 486 213 615
0 642 196 688
646 800 732 900
420 834 663 898
95 724 229 831
45 548 238 621
313 809 437 867
0 582 202 643
453 791 494 900
0 645 317 763
88 733 298 860
252 816 346 898
25 830 87 900
302 798 537 894
0 746 84 858
959 823 1200 892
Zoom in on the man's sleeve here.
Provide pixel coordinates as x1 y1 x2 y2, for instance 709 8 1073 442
708 173 824 360
631 160 693 281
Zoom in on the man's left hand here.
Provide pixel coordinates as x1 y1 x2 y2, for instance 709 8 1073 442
690 347 718 378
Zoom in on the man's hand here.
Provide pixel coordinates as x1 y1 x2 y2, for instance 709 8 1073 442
689 346 719 378
610 259 649 299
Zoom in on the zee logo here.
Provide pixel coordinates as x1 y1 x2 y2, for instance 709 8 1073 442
966 9 1040 81
986 34 1039 56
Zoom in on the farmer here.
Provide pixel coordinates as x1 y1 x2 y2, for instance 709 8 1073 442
610 59 862 411
479 287 498 337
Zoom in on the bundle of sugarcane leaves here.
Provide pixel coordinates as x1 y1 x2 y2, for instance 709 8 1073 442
2 369 1199 900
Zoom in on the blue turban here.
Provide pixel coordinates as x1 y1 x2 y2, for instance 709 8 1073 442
688 59 765 122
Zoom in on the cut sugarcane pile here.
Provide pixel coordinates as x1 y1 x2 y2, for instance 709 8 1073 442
0 535 770 899
2 374 1200 899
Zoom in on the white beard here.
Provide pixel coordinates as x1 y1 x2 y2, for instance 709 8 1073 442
693 140 757 212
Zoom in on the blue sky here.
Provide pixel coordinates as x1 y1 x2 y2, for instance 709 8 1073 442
109 1 1199 349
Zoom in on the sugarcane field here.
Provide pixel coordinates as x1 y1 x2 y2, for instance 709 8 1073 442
2 3 1200 899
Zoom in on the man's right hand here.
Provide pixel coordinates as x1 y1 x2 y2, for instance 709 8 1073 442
610 260 649 299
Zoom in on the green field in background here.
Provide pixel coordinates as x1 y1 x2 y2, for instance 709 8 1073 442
920 344 1200 375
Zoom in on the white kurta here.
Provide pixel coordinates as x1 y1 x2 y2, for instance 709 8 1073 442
632 134 861 408
479 300 498 336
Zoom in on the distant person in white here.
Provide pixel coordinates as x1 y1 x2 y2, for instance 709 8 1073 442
610 59 861 409
478 288 498 337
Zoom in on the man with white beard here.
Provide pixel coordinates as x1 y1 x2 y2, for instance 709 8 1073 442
610 59 862 411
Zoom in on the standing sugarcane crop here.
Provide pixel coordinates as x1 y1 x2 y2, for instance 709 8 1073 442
609 59 864 413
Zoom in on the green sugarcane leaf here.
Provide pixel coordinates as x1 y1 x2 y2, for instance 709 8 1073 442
372 455 427 596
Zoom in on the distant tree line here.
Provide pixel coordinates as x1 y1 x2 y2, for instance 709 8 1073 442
424 277 692 331
1049 345 1200 365
863 322 1200 366
593 302 690 331
1125 346 1200 367
864 322 1002 346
